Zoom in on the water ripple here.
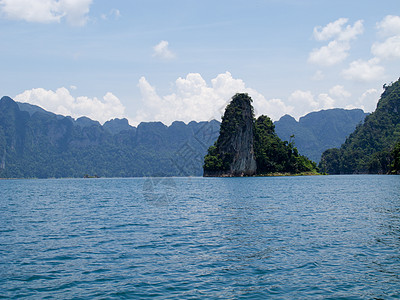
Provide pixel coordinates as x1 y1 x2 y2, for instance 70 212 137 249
0 175 400 299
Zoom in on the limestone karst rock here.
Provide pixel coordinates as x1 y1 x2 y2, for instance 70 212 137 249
203 93 318 176
203 93 257 176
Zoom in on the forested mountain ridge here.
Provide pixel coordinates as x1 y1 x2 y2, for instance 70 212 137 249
319 78 400 174
0 94 375 178
0 96 219 178
274 109 368 163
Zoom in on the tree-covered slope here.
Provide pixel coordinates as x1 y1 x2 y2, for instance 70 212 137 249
254 115 317 174
204 93 318 176
391 142 400 174
274 109 367 163
319 78 400 174
0 96 219 178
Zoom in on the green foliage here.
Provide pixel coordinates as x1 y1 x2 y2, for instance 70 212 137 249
204 93 318 176
203 144 226 171
254 115 317 174
391 142 400 174
320 78 400 174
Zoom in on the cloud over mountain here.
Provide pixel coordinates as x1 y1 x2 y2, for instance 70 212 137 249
15 87 126 123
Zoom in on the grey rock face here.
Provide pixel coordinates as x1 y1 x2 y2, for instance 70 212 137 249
228 103 257 176
204 93 257 177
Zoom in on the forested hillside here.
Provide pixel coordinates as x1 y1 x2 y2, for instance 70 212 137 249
0 96 219 178
319 78 400 174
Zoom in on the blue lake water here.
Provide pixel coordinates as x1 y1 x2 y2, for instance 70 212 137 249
1 175 400 299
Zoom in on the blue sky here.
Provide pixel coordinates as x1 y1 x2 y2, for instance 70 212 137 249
1 0 399 125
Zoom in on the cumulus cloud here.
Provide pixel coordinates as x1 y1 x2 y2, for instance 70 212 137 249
287 86 356 117
308 40 350 66
134 72 293 125
135 72 376 124
308 18 364 66
356 88 380 112
376 15 400 37
287 90 335 117
328 85 351 107
15 87 126 123
153 40 175 60
313 18 349 41
372 15 400 60
372 36 400 59
313 18 363 42
342 58 385 81
329 85 351 99
289 90 318 110
0 0 93 26
344 88 380 112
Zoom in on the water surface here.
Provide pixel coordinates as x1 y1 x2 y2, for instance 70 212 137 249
1 175 399 299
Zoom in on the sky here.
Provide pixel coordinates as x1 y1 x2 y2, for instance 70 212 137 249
0 0 400 126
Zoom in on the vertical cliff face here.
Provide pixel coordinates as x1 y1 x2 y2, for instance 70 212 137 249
203 93 257 176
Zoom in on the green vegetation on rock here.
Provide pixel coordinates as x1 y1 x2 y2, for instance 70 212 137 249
319 78 400 174
254 115 317 174
204 93 318 176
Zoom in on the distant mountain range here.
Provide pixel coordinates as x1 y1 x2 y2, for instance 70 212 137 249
0 96 219 178
0 96 367 178
274 109 368 163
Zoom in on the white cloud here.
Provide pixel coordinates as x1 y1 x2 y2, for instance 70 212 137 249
329 85 351 99
153 40 175 60
0 0 93 26
320 85 352 110
372 15 400 60
308 40 350 66
289 90 317 108
313 18 349 41
317 93 335 109
309 18 364 67
356 88 380 112
342 58 385 81
288 90 319 117
287 90 338 118
135 72 293 125
135 72 377 124
15 87 126 124
376 15 400 37
313 18 363 42
344 88 380 112
372 36 400 59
